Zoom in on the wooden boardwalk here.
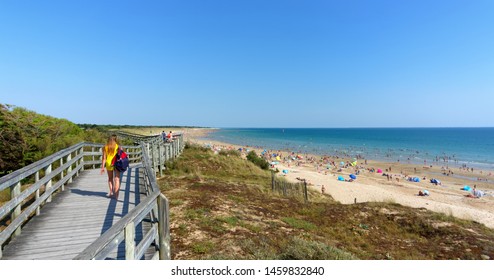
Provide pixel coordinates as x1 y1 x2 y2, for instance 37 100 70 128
1 165 152 260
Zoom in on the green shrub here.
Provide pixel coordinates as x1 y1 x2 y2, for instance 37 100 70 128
280 237 358 260
246 151 269 170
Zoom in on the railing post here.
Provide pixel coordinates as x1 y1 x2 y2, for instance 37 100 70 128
125 222 136 260
99 147 103 169
67 153 73 184
165 145 169 161
151 143 156 175
10 182 22 236
35 171 40 216
60 157 65 191
157 196 171 260
79 147 84 172
92 147 95 169
45 164 53 203
158 144 163 177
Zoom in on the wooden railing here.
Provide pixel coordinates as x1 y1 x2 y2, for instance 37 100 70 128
73 142 170 260
0 142 141 258
0 131 184 260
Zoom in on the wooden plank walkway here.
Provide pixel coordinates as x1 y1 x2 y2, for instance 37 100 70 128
1 165 152 260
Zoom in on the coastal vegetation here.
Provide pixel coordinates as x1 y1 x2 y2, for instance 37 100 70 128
2 104 493 260
246 150 270 170
161 144 494 260
0 105 107 175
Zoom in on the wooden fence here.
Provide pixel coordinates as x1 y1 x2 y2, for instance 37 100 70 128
0 132 184 259
271 171 308 202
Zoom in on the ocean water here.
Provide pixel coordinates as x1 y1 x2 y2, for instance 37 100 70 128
203 128 494 170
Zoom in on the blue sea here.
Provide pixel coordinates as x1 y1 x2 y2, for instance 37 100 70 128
203 128 494 170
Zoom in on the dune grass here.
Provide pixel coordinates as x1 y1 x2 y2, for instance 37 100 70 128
160 143 494 260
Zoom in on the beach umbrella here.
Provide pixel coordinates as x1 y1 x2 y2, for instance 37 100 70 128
349 174 357 180
338 176 345 181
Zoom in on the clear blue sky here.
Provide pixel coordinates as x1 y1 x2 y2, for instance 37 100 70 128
1 0 493 127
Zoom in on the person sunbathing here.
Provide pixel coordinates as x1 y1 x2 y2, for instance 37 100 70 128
467 186 485 198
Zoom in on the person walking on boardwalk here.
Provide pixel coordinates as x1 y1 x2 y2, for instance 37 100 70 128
100 134 121 199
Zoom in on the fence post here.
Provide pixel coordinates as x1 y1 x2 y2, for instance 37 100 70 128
304 180 308 203
35 171 40 216
158 143 163 177
79 147 84 172
11 182 22 236
158 196 171 260
99 147 103 169
46 164 53 203
271 171 275 191
125 222 136 260
67 153 73 184
91 147 95 169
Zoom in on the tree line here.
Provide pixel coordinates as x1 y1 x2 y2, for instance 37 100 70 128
0 104 108 176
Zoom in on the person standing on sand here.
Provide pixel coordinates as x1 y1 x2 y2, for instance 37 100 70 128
100 134 121 199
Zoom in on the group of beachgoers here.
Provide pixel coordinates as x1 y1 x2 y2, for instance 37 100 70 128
161 130 174 142
201 142 491 200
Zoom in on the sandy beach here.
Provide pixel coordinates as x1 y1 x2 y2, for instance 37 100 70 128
186 128 494 229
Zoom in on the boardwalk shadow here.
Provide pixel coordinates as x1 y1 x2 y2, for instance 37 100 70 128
96 167 144 259
70 189 108 197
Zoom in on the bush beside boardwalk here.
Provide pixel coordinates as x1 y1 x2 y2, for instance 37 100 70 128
160 144 494 260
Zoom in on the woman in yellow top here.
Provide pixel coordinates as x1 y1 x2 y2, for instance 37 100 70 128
100 134 121 199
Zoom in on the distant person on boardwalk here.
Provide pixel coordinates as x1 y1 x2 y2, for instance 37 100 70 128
100 134 121 199
162 130 166 142
167 131 173 142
